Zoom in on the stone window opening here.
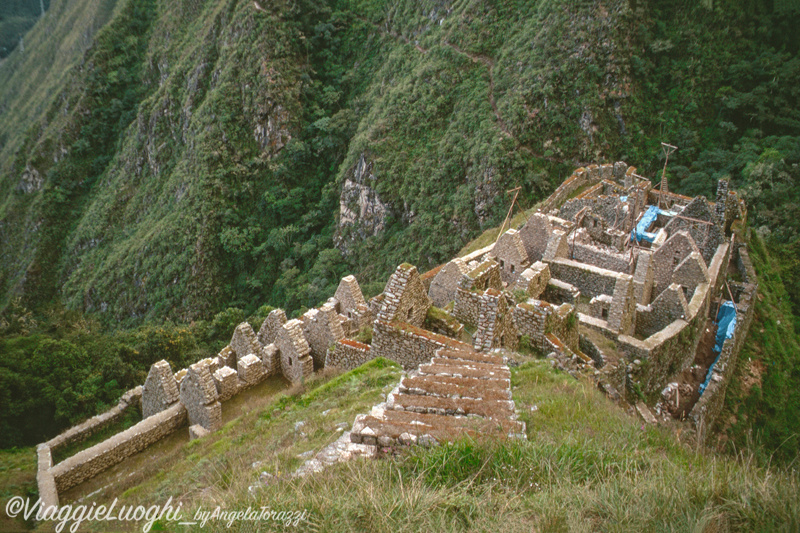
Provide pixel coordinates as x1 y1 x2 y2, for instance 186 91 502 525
500 259 505 269
601 307 609 320
510 264 515 274
288 357 293 366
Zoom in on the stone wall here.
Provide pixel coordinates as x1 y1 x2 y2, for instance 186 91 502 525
635 284 689 338
377 264 432 327
460 258 502 292
537 165 617 215
651 231 701 299
371 320 469 370
50 403 187 493
548 258 623 298
473 290 518 352
276 319 314 383
571 242 631 273
326 339 373 370
618 282 711 402
541 279 580 305
453 288 483 328
512 261 550 299
36 444 58 509
142 360 180 418
546 304 580 352
230 322 260 360
428 258 469 307
607 275 637 334
513 300 577 354
45 387 142 455
302 304 345 369
513 302 550 352
689 242 758 442
632 250 654 304
518 213 553 262
491 229 529 285
257 309 287 345
180 360 222 432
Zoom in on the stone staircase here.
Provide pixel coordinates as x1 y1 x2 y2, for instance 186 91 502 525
350 346 525 447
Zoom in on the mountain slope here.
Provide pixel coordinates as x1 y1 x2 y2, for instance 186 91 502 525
0 0 798 328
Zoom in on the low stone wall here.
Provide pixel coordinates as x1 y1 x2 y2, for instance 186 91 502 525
50 403 187 493
549 258 625 298
36 444 58 510
539 166 596 214
571 243 631 273
513 302 552 353
542 279 580 305
46 386 142 455
513 301 578 353
326 339 373 370
371 320 468 370
689 243 758 442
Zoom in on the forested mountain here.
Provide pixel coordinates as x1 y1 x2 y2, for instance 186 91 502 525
0 0 798 460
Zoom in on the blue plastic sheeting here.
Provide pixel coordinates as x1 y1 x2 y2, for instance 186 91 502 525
699 301 737 396
620 195 628 202
631 205 660 243
714 301 737 354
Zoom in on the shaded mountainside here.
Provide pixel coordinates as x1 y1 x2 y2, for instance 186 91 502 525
1 0 800 326
0 0 50 58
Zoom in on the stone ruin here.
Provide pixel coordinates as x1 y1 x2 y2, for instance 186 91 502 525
36 161 757 509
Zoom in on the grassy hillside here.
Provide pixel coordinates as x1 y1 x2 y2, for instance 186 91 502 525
3 356 795 531
719 232 800 465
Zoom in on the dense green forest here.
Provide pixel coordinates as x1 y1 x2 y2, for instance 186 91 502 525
0 0 798 462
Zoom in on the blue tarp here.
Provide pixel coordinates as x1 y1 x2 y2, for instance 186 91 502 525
714 301 737 354
631 205 660 243
699 301 737 395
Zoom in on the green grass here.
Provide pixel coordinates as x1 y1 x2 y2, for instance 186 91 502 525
0 447 36 532
720 232 800 465
97 358 799 532
5 345 796 531
69 358 402 530
458 208 536 257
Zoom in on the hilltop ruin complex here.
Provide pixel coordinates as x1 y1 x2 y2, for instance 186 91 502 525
36 162 757 509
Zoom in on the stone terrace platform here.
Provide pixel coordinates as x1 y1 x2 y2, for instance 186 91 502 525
350 347 525 447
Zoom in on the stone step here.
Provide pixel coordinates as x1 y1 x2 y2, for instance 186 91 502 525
418 362 511 380
399 375 511 401
436 348 506 365
351 410 525 446
388 392 514 420
430 357 508 374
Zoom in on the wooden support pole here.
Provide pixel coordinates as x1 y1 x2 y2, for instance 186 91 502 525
495 186 522 244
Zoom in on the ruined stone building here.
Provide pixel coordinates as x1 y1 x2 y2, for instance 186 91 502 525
37 162 756 509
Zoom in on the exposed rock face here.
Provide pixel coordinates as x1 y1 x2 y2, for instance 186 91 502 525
17 166 43 193
472 165 499 226
254 103 291 153
335 153 389 252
